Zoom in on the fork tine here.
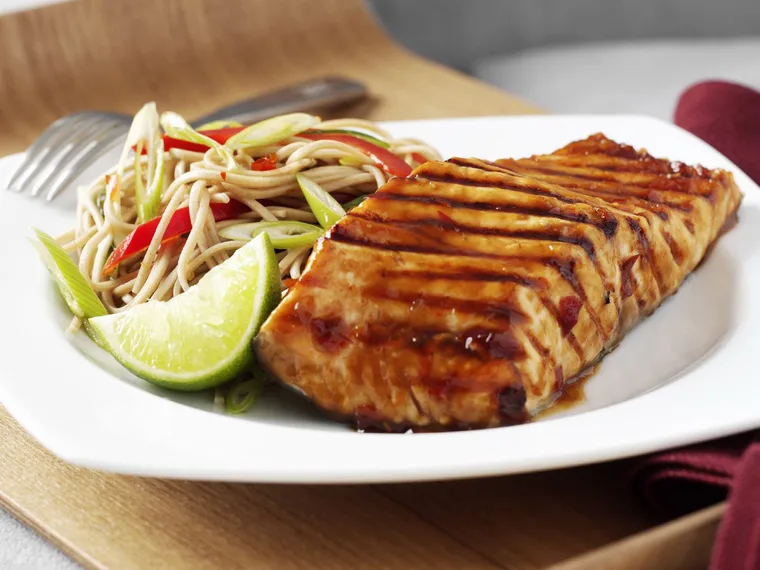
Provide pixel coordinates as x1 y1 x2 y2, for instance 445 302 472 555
8 113 104 192
28 118 124 197
45 125 127 201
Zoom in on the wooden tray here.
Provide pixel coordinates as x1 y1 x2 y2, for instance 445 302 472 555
0 0 724 567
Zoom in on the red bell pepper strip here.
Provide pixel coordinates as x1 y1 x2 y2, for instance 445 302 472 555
411 152 429 165
296 132 412 178
133 127 246 154
140 127 414 178
250 152 278 171
103 199 250 276
160 126 245 153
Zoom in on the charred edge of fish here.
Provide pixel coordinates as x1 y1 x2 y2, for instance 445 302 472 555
350 211 599 263
662 230 685 265
418 169 577 204
626 217 664 296
374 190 620 238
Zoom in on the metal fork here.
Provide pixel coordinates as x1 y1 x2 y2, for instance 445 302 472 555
6 76 367 201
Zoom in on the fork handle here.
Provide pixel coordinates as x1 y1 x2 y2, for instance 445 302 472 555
190 77 367 127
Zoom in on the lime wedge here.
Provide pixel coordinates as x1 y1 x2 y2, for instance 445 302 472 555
296 173 346 230
88 232 281 391
31 228 107 320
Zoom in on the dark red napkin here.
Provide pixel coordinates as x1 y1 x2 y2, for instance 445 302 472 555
629 79 760 570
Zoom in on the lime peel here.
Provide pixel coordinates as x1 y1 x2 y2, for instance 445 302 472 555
88 232 280 391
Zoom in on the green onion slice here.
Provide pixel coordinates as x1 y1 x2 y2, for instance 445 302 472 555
342 194 369 210
31 228 107 320
219 221 324 249
296 173 346 230
225 374 265 414
160 111 237 171
338 156 366 167
195 119 243 130
225 113 319 150
306 128 390 148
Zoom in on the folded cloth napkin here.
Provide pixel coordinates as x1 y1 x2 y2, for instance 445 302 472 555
675 80 760 183
630 79 760 570
630 434 760 570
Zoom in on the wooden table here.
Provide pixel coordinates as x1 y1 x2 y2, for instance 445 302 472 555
0 0 724 567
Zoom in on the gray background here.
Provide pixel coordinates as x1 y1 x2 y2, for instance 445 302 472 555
369 0 760 72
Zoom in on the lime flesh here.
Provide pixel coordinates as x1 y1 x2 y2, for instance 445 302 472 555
89 233 280 391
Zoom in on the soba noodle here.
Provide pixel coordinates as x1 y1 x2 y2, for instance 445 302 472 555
57 114 441 318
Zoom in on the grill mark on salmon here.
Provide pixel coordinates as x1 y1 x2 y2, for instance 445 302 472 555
331 222 605 349
523 329 556 396
626 217 663 297
663 231 684 266
358 285 529 328
508 162 716 199
348 210 599 263
417 170 579 205
382 268 586 359
284 308 528 363
451 157 696 214
373 188 620 238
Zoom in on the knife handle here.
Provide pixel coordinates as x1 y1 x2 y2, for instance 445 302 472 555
191 77 368 126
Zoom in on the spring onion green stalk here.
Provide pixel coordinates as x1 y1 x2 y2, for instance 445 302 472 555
31 228 107 319
225 372 266 414
224 113 319 150
343 194 369 210
219 221 324 249
111 103 165 222
338 156 365 167
144 136 165 221
309 129 390 148
109 102 161 207
160 111 237 171
296 173 346 230
195 119 243 130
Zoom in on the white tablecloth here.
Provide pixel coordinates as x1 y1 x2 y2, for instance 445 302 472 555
0 509 79 569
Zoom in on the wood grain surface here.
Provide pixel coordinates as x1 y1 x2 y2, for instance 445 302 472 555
0 0 539 156
0 407 657 570
0 0 722 568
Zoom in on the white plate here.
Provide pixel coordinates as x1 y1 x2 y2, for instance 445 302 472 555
2 115 759 483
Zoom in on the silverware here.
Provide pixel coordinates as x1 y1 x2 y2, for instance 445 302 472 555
7 76 367 201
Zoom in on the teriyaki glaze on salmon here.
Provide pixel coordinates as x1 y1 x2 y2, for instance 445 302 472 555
254 134 743 431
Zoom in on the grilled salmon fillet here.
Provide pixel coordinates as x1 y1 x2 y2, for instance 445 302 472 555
254 134 743 431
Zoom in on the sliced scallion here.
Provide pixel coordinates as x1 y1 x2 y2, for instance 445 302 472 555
343 194 369 210
225 375 265 414
31 228 107 320
306 128 390 149
296 173 346 230
160 111 237 171
219 221 324 249
225 113 319 150
195 119 243 130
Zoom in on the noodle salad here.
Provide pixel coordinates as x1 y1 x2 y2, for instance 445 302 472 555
56 104 441 322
